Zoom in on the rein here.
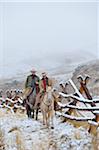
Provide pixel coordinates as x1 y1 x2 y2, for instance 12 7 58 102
27 88 34 99
43 101 51 107
42 91 52 108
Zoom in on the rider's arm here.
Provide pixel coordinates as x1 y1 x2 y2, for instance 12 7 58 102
25 75 32 88
25 77 28 88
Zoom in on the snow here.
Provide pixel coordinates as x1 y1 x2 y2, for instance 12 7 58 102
0 98 5 102
3 104 14 114
0 109 94 150
93 111 99 114
69 79 84 99
17 98 23 104
6 98 17 104
59 92 99 103
56 112 95 121
77 75 84 80
0 104 3 108
88 121 99 126
57 101 99 111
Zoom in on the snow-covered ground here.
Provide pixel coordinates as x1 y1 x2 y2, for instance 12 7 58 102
0 60 99 150
0 109 96 150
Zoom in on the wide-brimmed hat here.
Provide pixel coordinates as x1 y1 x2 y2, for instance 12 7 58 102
42 72 46 76
31 69 36 73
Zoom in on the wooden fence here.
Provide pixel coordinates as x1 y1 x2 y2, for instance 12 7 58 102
56 79 99 135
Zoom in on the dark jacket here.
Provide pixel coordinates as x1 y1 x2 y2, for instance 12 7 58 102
25 74 40 89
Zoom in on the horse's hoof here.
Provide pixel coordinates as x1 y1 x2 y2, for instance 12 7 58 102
51 126 54 129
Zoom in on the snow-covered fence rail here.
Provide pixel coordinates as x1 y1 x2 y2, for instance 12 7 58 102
57 79 99 134
56 112 96 121
0 97 25 113
59 92 99 103
58 79 99 116
57 102 99 111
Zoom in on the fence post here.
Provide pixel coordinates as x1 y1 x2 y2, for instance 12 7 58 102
95 114 99 122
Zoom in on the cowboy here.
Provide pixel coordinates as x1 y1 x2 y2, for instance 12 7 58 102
24 69 40 99
33 72 52 109
40 72 52 92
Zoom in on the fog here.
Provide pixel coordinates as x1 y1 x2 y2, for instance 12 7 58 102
0 1 98 78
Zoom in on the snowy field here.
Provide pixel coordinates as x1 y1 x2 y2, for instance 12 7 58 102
0 60 99 150
0 108 97 150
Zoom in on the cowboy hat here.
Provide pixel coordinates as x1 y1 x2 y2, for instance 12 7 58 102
42 72 46 76
30 69 36 73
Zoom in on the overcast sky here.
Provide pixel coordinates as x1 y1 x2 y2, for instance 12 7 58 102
0 1 98 78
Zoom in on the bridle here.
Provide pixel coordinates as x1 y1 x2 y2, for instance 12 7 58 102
43 101 52 108
42 91 52 108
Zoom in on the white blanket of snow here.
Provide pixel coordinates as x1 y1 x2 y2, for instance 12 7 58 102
0 109 93 150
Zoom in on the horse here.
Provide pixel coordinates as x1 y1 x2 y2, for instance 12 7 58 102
40 86 60 128
24 88 42 120
24 78 60 121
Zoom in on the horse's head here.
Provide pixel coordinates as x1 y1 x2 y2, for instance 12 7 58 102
52 89 62 102
46 86 52 92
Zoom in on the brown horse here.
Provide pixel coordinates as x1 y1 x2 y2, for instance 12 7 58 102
25 88 43 120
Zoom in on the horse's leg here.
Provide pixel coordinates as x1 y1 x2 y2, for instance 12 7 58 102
46 113 49 127
48 112 50 127
36 108 39 120
26 104 31 118
54 101 56 115
28 109 31 118
42 111 45 125
32 109 34 118
51 112 54 129
43 112 47 126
